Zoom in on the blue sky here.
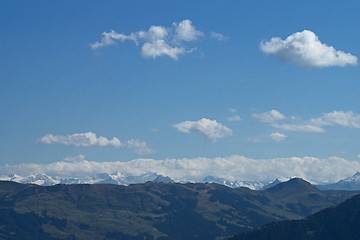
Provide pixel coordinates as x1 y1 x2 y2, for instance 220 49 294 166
1 1 360 182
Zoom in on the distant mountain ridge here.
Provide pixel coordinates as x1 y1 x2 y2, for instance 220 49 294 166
2 171 360 191
0 172 273 189
316 172 360 190
0 178 359 240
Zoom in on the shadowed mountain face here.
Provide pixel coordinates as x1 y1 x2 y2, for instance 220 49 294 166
231 193 360 240
0 179 358 240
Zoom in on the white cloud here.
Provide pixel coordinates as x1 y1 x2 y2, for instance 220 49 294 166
173 19 204 42
260 30 357 67
39 132 119 147
358 154 360 159
270 132 287 142
270 110 360 133
227 115 241 122
90 19 204 60
272 123 325 133
310 111 360 128
38 132 153 155
210 31 227 41
173 118 233 141
141 39 186 60
253 110 286 123
90 30 138 49
1 155 359 184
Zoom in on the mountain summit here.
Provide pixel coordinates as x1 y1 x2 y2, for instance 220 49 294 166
264 178 320 194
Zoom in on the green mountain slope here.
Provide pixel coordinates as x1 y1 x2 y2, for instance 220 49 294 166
0 179 358 240
231 192 360 240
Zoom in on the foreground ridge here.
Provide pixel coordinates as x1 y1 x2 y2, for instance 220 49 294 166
231 192 360 240
0 179 359 240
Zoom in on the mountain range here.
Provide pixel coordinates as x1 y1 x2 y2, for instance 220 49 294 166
0 178 359 240
3 171 360 191
0 172 269 190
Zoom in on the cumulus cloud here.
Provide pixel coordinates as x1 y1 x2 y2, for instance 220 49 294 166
310 111 360 128
173 118 233 141
173 19 204 42
210 31 227 41
260 30 357 67
252 110 286 123
270 132 287 142
1 155 359 184
38 132 153 155
141 39 186 60
90 19 204 60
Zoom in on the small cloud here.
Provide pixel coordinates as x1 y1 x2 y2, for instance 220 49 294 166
260 30 357 67
38 132 153 155
90 19 204 60
210 31 227 41
124 139 155 155
229 108 237 114
270 132 287 142
253 110 286 123
227 115 241 122
89 30 138 49
247 137 259 143
272 123 325 133
64 154 85 162
173 118 233 142
357 154 360 159
150 128 159 132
